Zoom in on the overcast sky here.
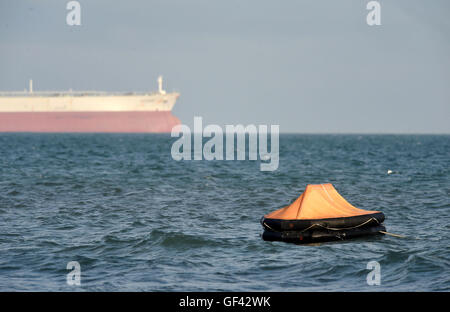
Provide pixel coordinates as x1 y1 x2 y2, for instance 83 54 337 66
0 0 449 133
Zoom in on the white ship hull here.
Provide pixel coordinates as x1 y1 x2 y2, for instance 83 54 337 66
0 93 179 112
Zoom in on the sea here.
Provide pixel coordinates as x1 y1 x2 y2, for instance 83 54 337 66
0 134 448 291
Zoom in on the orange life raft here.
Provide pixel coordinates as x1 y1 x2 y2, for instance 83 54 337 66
261 184 386 244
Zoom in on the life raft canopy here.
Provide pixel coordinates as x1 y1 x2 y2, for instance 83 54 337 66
261 183 386 242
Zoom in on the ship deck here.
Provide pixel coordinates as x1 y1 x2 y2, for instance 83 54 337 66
0 91 165 97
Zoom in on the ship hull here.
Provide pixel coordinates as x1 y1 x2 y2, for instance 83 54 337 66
0 111 180 133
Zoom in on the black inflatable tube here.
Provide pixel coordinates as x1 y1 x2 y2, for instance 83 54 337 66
261 224 386 244
261 212 385 232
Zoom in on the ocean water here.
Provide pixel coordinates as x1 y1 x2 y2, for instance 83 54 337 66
0 134 448 291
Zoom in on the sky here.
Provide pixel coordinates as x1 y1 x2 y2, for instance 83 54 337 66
0 0 449 133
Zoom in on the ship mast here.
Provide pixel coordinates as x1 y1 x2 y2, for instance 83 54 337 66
158 76 166 95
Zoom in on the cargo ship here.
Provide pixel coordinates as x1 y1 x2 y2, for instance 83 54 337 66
0 77 180 132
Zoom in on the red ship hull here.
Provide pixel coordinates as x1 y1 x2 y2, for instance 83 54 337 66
0 111 181 133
